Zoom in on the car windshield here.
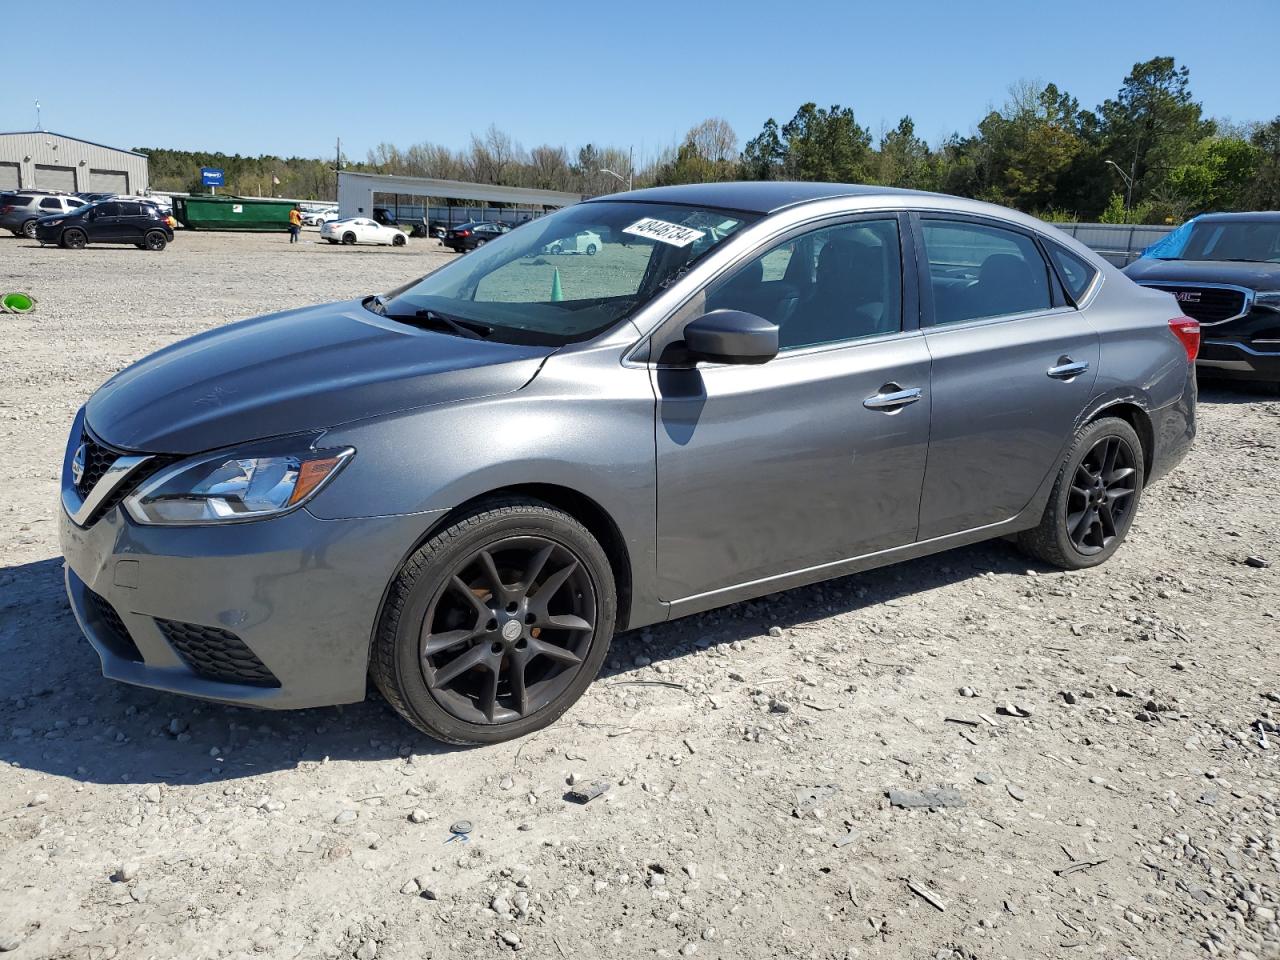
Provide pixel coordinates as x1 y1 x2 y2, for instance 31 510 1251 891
1167 219 1280 263
379 201 755 345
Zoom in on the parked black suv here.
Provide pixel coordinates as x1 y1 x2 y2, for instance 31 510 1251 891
33 199 175 251
1125 212 1280 388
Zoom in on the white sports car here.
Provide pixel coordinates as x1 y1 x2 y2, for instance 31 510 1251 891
321 217 408 247
543 229 603 255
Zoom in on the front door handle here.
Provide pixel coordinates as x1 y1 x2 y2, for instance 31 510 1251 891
1047 357 1090 380
863 385 923 412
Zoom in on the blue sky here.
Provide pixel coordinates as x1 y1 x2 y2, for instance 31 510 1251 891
2 0 1276 164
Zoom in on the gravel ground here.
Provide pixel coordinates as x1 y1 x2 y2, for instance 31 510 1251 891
0 230 1277 960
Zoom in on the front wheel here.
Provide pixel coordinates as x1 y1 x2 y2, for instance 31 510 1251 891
61 228 87 249
370 499 617 745
22 220 38 239
1018 416 1144 570
585 243 598 256
392 234 406 247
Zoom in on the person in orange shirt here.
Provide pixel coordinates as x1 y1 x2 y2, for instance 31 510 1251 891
288 205 302 244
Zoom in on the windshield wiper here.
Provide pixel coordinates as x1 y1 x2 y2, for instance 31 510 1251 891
407 309 493 340
367 297 492 340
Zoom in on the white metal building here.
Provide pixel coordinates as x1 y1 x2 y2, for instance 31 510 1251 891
0 131 149 194
338 172 581 220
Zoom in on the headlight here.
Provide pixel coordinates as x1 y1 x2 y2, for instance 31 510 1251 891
45 219 63 227
124 438 354 525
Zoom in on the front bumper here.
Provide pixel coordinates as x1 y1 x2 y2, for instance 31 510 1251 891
1198 338 1280 383
58 419 445 709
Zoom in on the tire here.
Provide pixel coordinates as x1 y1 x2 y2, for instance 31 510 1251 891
326 238 338 244
371 498 617 745
143 230 167 251
61 228 87 250
586 243 598 256
21 220 38 239
392 234 406 247
1017 416 1144 570
475 238 486 247
549 243 562 255
342 232 356 245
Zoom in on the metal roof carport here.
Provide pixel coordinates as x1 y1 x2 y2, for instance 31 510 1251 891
337 172 582 220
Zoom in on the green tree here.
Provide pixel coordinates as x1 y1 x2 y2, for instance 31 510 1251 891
876 116 932 188
779 103 873 182
1097 57 1214 208
1246 117 1280 208
741 118 785 180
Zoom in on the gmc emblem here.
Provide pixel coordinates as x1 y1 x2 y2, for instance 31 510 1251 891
1174 291 1201 303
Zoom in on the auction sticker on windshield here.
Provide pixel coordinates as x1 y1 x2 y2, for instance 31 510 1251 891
623 218 706 247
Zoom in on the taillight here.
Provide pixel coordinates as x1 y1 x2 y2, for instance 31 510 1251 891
1169 316 1200 362
0 205 11 214
458 229 471 237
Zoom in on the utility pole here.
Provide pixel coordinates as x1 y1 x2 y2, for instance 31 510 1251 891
34 99 41 131
334 137 342 203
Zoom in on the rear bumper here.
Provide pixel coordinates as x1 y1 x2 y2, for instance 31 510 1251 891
60 480 443 710
1198 338 1280 383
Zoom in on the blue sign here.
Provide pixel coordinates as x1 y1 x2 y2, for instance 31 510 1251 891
201 167 224 187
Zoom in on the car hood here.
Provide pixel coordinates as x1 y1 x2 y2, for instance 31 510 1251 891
86 299 555 454
1124 258 1280 292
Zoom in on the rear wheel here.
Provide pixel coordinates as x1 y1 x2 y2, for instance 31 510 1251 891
342 232 356 245
143 230 167 251
371 499 616 745
61 228 87 249
586 243 598 256
1018 417 1144 570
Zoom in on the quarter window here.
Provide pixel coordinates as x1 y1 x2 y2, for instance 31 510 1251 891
1047 243 1098 303
922 221 1051 324
707 219 903 351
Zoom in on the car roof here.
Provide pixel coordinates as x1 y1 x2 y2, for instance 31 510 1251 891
585 181 934 215
1194 211 1280 224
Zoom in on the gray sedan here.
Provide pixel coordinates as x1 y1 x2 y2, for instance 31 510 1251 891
59 182 1198 744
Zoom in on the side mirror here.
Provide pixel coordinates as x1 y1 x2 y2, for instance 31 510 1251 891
683 310 779 365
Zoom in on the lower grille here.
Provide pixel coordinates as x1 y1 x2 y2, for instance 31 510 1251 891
85 589 144 662
156 618 280 688
1142 284 1248 325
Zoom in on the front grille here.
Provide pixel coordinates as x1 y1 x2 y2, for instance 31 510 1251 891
85 589 144 662
75 432 117 499
1143 284 1248 325
73 428 176 526
156 618 280 688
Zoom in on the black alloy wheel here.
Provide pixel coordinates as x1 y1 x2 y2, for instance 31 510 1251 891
370 499 616 744
420 536 596 725
62 228 87 249
1065 434 1138 556
144 231 167 251
342 232 356 244
1018 416 1144 570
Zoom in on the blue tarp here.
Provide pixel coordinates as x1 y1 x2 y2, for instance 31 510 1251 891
1139 216 1200 259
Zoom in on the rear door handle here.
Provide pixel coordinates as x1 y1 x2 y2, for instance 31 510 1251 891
863 385 923 412
1047 358 1090 380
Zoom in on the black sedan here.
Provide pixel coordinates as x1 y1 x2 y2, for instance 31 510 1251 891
34 199 174 251
442 220 509 253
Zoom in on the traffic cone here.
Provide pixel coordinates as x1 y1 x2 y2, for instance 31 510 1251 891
550 268 563 303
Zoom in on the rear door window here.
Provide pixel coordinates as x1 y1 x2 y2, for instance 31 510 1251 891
118 202 144 217
39 197 62 210
921 220 1052 324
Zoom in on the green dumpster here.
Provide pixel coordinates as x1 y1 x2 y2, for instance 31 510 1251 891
172 195 295 232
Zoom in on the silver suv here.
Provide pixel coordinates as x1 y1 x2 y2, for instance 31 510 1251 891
1 190 85 237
